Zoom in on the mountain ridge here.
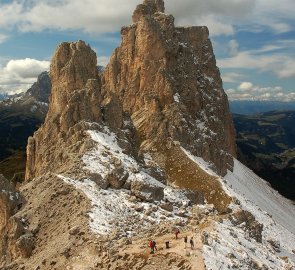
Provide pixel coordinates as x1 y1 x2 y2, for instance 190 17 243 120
0 1 294 269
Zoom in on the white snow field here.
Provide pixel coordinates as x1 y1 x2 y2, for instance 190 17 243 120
203 159 295 270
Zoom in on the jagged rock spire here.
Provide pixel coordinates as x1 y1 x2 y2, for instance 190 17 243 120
144 0 165 12
132 0 165 22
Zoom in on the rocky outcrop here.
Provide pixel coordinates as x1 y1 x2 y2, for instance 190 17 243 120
102 0 236 176
230 210 263 243
25 41 102 181
0 175 22 232
0 175 30 265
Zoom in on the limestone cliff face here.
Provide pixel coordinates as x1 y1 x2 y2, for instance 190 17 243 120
25 41 102 181
102 0 236 176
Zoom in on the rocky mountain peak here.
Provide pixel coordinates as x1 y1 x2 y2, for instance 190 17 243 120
104 0 236 176
132 0 165 23
49 40 98 116
25 71 51 103
25 40 102 180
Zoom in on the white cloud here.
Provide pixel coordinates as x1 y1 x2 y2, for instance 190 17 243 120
226 82 295 102
4 58 49 78
191 15 235 36
0 0 254 37
218 46 295 79
276 61 295 79
222 72 246 83
0 0 293 37
228 40 239 57
0 58 50 94
97 56 110 67
0 33 8 43
269 23 292 34
239 82 253 91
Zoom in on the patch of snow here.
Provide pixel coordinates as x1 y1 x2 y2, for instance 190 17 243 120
82 127 139 179
179 42 188 48
1 189 19 201
203 219 292 269
58 175 187 236
164 187 190 207
70 127 196 235
173 93 180 103
204 75 214 84
30 105 37 113
129 171 165 188
36 101 48 107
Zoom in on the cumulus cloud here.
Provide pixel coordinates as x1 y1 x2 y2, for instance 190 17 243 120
239 82 253 91
4 58 49 78
226 82 295 102
0 58 50 94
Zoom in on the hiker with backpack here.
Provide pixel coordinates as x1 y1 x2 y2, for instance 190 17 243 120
175 228 180 239
152 240 157 251
190 237 195 250
184 235 188 248
149 239 156 254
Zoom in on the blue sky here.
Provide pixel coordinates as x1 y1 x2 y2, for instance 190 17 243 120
0 0 294 101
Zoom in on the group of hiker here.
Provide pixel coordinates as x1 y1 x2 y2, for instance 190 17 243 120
148 228 195 254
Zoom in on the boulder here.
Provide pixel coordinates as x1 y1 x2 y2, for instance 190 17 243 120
89 173 109 189
160 202 173 212
230 210 263 243
130 174 164 202
107 167 129 189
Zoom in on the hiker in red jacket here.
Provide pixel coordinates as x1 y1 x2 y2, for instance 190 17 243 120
149 240 155 254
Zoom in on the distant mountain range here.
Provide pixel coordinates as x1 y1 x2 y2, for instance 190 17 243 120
233 111 295 200
0 72 50 181
230 100 295 115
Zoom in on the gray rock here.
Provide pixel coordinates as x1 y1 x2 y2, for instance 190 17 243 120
89 173 109 189
131 178 164 202
160 202 173 212
267 239 280 252
107 167 129 189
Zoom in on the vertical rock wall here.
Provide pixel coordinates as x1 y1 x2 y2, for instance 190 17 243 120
102 0 236 175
